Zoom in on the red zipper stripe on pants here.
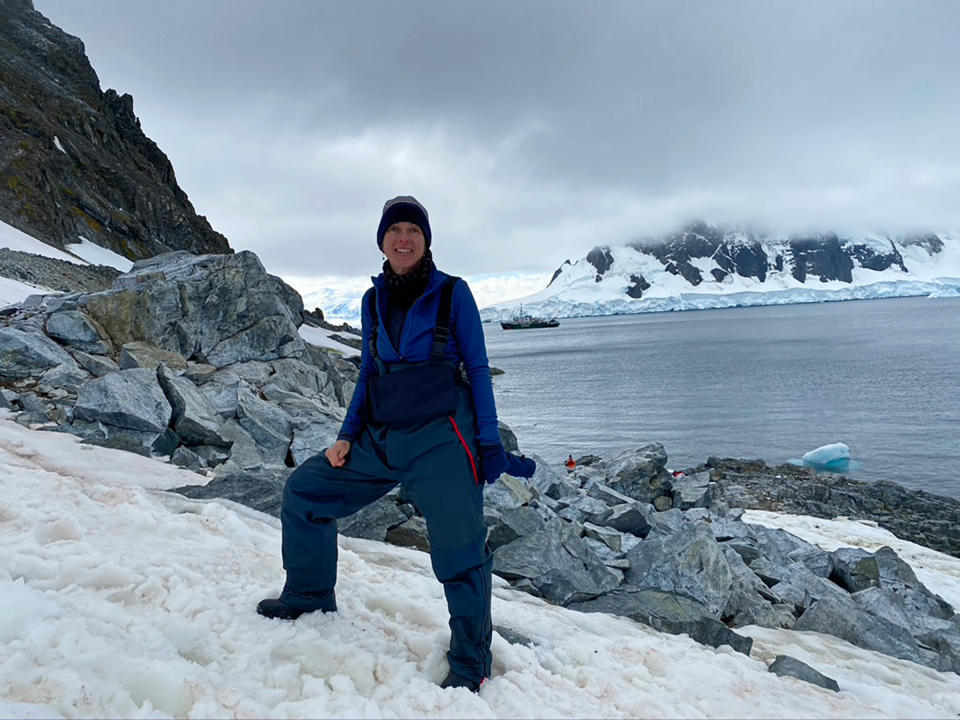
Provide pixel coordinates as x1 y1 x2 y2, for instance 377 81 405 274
448 416 479 485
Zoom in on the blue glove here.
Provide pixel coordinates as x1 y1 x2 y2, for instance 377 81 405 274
478 444 537 483
505 453 536 478
477 444 509 484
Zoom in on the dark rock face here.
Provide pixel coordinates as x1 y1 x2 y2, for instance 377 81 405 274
586 246 614 280
788 234 854 283
846 240 907 273
625 274 650 298
0 0 230 260
548 259 572 287
633 221 771 285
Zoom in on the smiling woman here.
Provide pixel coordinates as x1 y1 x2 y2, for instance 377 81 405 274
257 194 536 693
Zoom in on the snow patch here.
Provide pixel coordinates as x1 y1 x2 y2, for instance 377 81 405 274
298 324 360 358
64 237 134 272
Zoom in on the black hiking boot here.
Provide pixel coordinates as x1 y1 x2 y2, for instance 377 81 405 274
256 597 307 620
440 671 484 693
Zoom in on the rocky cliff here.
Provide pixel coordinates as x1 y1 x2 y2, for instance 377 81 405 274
0 0 230 260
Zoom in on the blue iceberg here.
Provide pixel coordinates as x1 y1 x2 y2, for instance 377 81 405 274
792 442 860 473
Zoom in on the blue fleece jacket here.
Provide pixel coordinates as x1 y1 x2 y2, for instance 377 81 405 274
337 268 501 447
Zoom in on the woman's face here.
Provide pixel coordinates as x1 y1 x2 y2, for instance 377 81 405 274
382 221 426 275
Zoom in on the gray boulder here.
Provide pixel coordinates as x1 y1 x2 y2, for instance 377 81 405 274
339 495 408 542
585 481 635 507
174 466 290 517
76 251 305 366
794 594 925 666
582 522 626 552
70 349 120 377
751 525 832 577
569 587 753 655
183 362 218 384
720 546 796 628
605 502 655 537
498 422 519 453
45 310 112 354
768 562 848 614
215 420 267 472
625 522 734 617
236 387 292 466
768 656 840 692
484 475 537 513
488 505 547 550
530 457 577 500
600 442 670 502
68 419 178 457
385 516 430 552
494 518 621 605
0 326 74 379
74 368 171 433
119 341 188 371
555 494 614 525
829 547 879 592
156 364 230 447
289 417 341 466
671 471 713 509
582 537 631 569
171 446 206 471
40 361 88 392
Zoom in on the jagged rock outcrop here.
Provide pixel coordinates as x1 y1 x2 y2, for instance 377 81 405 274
0 250 353 483
0 0 230 260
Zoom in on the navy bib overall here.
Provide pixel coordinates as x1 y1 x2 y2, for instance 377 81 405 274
277 279 493 683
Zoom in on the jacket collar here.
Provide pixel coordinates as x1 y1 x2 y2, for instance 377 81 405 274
371 265 446 297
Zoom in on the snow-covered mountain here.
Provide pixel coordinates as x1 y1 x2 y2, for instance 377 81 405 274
481 223 960 321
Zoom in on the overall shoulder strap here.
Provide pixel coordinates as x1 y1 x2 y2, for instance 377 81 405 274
366 287 379 364
431 276 460 358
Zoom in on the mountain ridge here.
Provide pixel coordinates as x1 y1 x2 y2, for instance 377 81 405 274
0 0 230 260
483 222 960 320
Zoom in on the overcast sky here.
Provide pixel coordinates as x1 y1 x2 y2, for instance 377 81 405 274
35 0 960 285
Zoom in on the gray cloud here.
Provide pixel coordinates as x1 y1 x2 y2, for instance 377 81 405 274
36 0 960 277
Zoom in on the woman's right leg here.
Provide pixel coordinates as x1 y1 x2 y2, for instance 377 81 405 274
278 428 398 612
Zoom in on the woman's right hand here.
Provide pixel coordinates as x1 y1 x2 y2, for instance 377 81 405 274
326 440 351 468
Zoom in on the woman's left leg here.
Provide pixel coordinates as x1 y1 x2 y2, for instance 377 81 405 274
395 405 492 686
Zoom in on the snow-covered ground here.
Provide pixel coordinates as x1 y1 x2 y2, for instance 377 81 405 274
1 413 958 718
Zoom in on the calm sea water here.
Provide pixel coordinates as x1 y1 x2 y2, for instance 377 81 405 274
484 296 960 500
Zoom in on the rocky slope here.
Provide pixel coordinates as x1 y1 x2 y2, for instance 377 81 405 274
0 0 230 260
482 222 960 320
0 251 355 496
